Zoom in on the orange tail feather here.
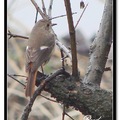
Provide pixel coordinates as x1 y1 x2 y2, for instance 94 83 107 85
25 70 37 97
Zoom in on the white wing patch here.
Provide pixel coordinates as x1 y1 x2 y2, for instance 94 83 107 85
26 46 37 52
26 46 29 50
40 46 49 50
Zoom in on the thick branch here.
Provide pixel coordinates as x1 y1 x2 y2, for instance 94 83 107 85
83 0 112 86
42 75 112 120
64 0 78 77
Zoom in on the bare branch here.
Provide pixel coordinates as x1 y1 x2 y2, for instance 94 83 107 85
75 3 88 29
7 74 26 87
65 112 75 120
8 73 57 103
83 0 112 86
64 0 78 78
41 0 47 14
60 50 65 69
48 0 53 18
8 30 29 39
62 105 65 120
55 37 72 60
104 67 111 71
35 9 38 23
40 94 57 103
9 74 27 78
31 0 48 19
49 12 77 20
62 105 75 120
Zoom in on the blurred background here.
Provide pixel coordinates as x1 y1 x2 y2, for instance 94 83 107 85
7 0 112 120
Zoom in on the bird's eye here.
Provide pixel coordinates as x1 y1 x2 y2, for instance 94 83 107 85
47 23 50 27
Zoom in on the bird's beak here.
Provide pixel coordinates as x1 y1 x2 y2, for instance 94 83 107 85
51 23 57 26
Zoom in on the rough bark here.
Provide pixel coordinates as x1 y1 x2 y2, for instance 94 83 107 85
44 74 112 120
83 0 112 86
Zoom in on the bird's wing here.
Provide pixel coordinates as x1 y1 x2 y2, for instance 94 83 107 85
25 43 54 72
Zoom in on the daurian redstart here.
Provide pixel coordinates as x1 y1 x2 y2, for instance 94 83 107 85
25 19 56 97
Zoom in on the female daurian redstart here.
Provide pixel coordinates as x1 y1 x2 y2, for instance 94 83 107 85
25 19 56 97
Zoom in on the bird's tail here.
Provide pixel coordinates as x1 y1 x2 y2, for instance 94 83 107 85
25 70 37 97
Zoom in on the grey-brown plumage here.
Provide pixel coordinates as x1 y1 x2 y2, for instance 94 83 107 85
25 19 56 97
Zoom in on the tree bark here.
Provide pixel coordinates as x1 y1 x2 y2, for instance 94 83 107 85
44 74 112 120
83 0 112 86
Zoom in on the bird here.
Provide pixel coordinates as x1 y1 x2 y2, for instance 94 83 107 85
25 19 56 97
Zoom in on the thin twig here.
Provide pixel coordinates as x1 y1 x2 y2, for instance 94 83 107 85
21 69 64 120
61 55 69 61
8 30 29 40
41 65 44 73
9 74 27 78
65 112 75 120
55 38 72 60
48 0 53 18
62 105 65 120
9 72 58 104
104 67 111 71
64 0 78 77
7 74 26 87
41 0 47 14
8 73 61 104
40 94 57 103
60 50 65 70
49 12 77 20
62 105 75 120
35 9 38 23
75 3 88 29
31 0 48 20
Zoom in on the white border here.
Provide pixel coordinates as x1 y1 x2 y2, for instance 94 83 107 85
0 0 4 120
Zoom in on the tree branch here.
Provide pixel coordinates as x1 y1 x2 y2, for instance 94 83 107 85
41 74 112 120
83 0 112 86
55 37 72 60
21 69 65 120
64 0 78 78
49 12 77 21
41 0 47 15
75 3 88 29
7 30 29 39
31 0 48 19
48 0 53 18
